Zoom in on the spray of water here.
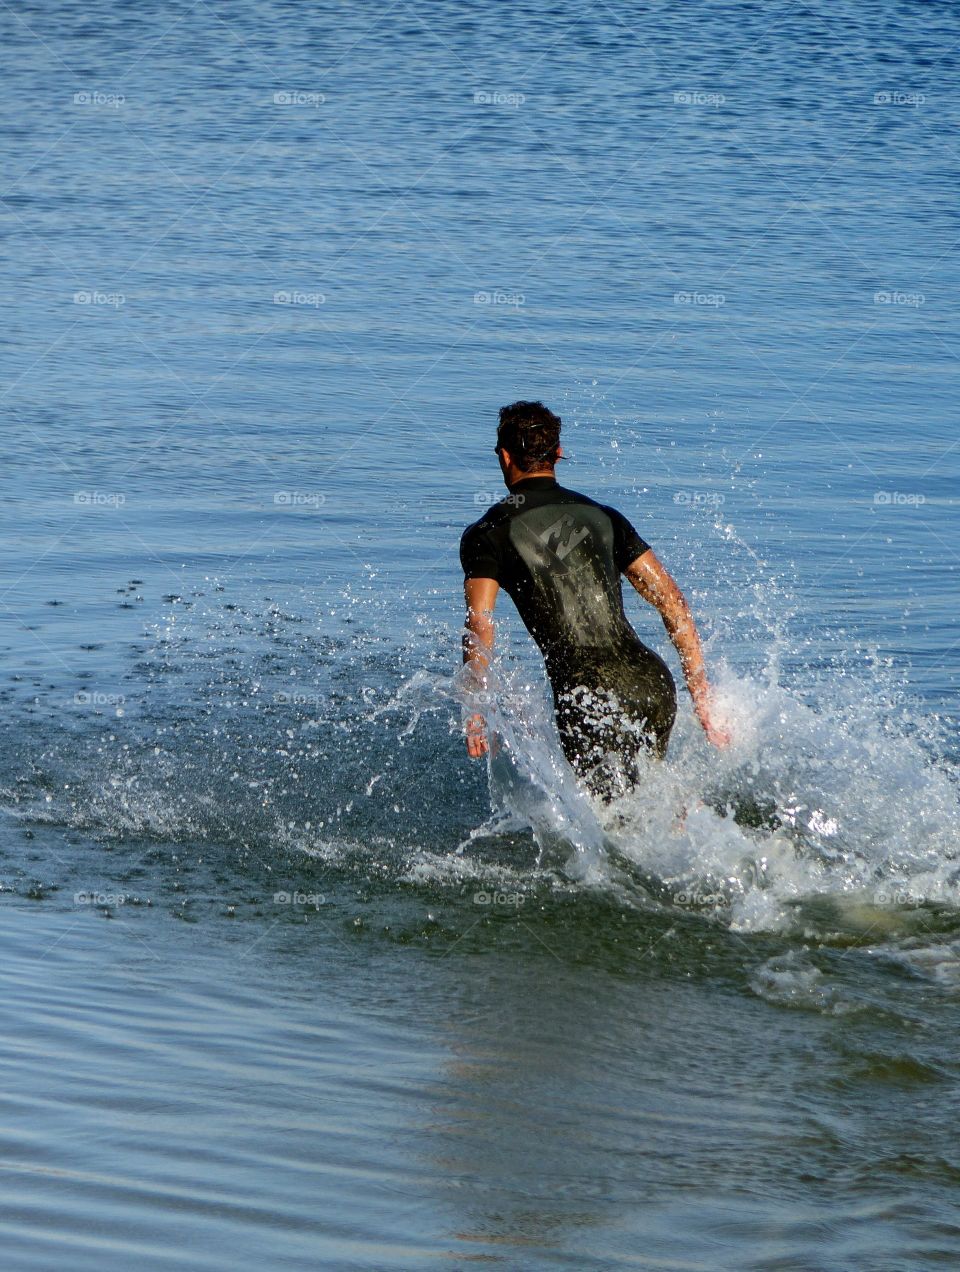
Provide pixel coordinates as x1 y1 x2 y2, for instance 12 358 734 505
488 655 958 930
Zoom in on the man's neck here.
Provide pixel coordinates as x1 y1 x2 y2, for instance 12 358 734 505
506 467 557 488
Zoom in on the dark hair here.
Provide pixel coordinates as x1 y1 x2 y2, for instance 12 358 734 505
496 401 561 472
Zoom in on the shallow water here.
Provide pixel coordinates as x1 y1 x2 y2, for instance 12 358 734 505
3 0 960 1268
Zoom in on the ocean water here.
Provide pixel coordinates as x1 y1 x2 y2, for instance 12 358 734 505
2 1 960 1268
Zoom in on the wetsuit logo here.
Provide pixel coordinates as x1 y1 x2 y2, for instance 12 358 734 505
538 515 590 561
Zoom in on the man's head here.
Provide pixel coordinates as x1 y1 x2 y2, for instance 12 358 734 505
495 401 563 486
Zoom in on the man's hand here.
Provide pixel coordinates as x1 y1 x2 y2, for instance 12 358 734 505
692 692 732 749
465 712 489 758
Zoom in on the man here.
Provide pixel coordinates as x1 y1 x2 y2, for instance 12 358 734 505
460 401 729 800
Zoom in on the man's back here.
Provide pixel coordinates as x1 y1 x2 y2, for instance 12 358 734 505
460 476 651 681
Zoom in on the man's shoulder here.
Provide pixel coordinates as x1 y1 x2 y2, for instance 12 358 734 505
554 488 645 546
460 498 516 580
462 497 516 541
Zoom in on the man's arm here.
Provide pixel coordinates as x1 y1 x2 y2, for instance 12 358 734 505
462 576 499 758
624 550 730 748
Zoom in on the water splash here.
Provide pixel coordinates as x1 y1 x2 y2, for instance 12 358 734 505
473 637 960 934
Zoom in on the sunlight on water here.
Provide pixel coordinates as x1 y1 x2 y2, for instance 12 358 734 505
2 0 960 1264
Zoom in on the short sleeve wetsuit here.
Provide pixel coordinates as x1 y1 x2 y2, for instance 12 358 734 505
460 476 677 797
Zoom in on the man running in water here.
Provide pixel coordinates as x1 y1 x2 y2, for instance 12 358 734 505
460 401 729 799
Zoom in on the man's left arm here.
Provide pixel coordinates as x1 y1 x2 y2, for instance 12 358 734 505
624 550 731 748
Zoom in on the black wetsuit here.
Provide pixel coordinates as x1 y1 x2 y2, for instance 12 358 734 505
461 477 677 798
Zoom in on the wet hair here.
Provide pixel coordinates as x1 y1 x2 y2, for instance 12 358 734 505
496 401 561 472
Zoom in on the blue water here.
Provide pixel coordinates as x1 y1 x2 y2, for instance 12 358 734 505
2 2 960 1268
